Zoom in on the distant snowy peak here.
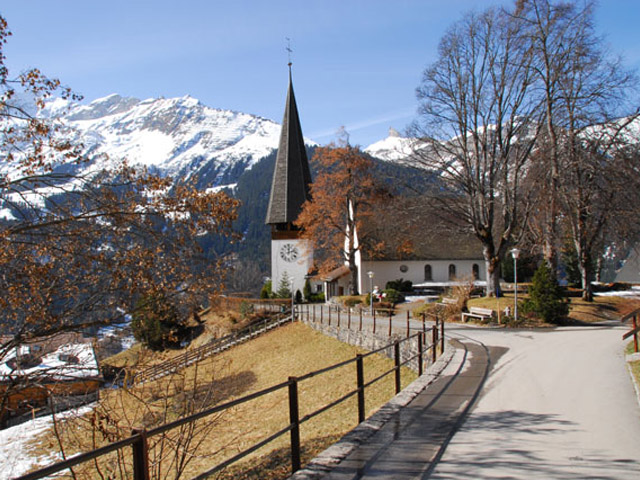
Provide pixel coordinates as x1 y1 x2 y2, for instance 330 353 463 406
364 127 417 162
39 93 319 188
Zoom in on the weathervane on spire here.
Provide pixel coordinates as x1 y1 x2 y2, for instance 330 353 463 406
285 37 293 69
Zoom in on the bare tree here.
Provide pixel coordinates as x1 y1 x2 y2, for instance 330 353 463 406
514 0 638 280
515 0 638 299
0 15 238 418
413 6 539 296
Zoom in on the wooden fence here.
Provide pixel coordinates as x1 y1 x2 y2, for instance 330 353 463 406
16 310 445 480
622 307 640 352
132 313 293 384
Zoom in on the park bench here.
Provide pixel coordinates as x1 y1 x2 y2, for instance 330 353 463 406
437 297 458 307
461 306 494 323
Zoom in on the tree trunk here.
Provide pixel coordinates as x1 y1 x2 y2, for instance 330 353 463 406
484 247 502 297
579 251 593 302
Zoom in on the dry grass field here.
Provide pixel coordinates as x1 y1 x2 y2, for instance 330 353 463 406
463 293 640 325
28 321 417 479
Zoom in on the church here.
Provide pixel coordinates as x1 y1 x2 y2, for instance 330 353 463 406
266 67 484 301
265 65 315 297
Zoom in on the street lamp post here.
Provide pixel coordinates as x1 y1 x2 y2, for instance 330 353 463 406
511 248 520 322
367 271 374 314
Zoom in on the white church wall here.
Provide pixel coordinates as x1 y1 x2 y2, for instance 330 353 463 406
359 259 484 293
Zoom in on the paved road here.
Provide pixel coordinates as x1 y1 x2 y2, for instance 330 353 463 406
294 320 640 479
432 323 640 479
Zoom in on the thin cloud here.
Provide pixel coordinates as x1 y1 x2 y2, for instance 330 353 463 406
310 106 416 141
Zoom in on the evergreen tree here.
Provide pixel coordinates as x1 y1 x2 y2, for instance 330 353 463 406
275 272 293 299
303 279 312 302
527 263 569 324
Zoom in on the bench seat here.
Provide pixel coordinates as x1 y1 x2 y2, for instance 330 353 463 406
461 307 494 322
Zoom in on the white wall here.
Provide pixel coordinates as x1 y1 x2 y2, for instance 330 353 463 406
271 239 313 295
358 259 484 293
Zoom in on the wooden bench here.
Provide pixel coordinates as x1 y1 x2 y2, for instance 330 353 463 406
437 297 458 307
461 307 494 323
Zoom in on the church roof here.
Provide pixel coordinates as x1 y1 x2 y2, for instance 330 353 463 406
265 68 312 225
359 196 484 261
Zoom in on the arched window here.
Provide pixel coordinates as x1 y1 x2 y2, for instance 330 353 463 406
472 263 480 280
448 264 456 280
424 264 432 281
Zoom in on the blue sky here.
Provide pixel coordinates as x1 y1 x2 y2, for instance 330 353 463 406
2 1 639 147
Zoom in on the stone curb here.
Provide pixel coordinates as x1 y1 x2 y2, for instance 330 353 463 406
288 341 461 479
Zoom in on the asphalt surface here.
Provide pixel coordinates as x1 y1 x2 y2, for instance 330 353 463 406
294 319 640 479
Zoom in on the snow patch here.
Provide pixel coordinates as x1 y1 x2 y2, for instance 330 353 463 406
0 404 95 479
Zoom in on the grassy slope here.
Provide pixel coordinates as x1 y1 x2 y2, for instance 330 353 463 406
31 322 417 479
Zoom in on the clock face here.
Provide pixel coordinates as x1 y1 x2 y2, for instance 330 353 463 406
279 243 299 263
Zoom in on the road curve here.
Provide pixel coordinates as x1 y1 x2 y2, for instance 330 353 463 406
431 322 640 479
291 320 640 479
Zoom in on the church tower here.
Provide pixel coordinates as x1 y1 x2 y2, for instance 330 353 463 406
266 65 313 297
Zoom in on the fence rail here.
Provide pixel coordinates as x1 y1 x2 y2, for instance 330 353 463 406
622 307 640 353
17 306 445 480
132 312 293 384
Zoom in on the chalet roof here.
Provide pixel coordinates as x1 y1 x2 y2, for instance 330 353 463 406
265 68 312 225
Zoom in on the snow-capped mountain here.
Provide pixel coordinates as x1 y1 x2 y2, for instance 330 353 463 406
41 94 303 189
364 127 420 163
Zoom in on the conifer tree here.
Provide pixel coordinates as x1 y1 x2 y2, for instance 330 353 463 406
527 263 569 324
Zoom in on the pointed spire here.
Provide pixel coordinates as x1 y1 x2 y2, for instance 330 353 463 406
265 68 312 226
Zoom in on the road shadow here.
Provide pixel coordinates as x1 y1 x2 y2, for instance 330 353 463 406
428 410 640 479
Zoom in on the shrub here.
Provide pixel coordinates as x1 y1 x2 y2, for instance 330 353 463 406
239 300 254 319
309 292 325 303
527 263 569 324
260 280 272 299
303 279 312 302
385 278 413 293
364 293 380 306
381 288 404 305
295 290 303 304
342 296 363 308
131 295 187 351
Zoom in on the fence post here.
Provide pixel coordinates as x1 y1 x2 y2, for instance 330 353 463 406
288 377 302 473
394 342 401 394
388 310 392 337
338 308 341 328
373 311 377 334
431 325 437 364
320 304 323 324
440 319 445 356
328 306 332 326
359 310 363 331
131 429 150 480
348 308 351 330
417 333 423 376
356 354 365 423
406 310 410 337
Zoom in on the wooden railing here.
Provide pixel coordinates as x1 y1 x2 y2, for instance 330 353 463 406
622 307 640 353
16 314 444 480
132 313 293 384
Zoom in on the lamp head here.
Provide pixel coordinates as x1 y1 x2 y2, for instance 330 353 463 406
511 248 521 260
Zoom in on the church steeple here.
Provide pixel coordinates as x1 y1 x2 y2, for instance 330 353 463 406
265 67 312 228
